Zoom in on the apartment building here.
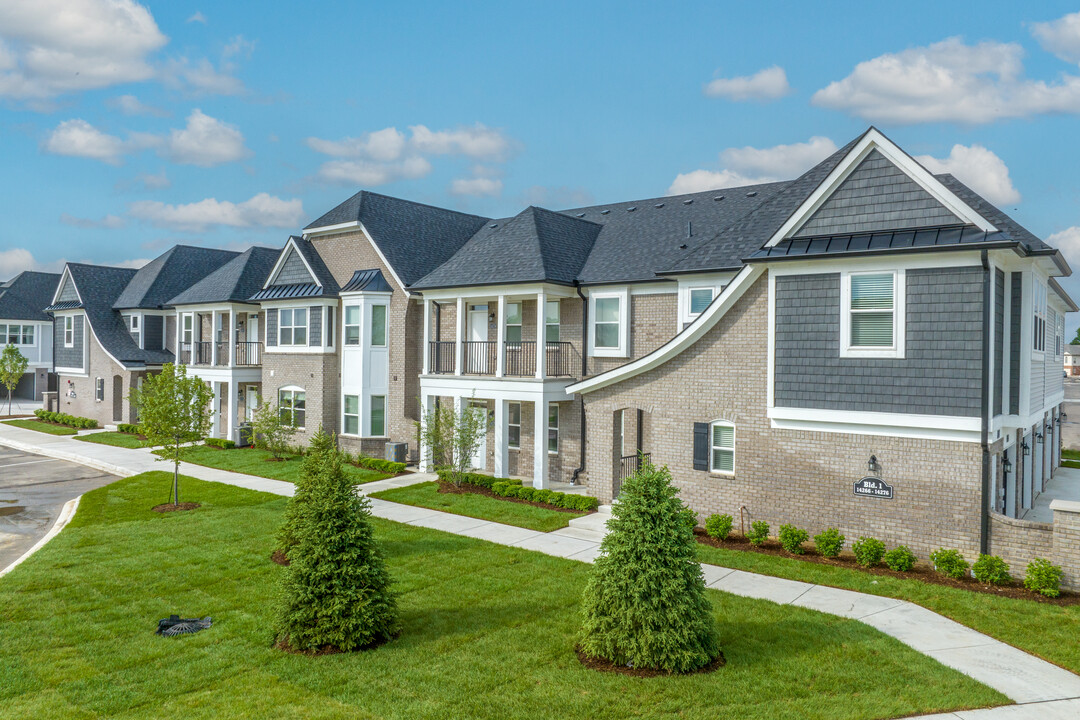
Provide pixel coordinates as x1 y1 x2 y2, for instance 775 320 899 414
0 271 60 400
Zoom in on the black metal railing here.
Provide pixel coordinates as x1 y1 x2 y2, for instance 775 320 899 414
235 341 262 366
428 341 455 374
192 341 212 365
214 341 229 366
179 344 191 364
545 341 574 377
615 452 651 498
463 340 497 375
504 340 536 376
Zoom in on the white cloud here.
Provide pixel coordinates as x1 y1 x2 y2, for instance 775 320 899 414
0 0 167 100
186 11 207 24
112 257 151 269
106 93 167 116
43 119 128 164
308 123 516 186
449 177 502 197
0 248 45 277
129 193 303 232
60 213 127 229
1048 227 1080 270
915 144 1021 206
162 56 244 96
704 66 791 101
667 136 837 195
1031 12 1080 65
132 169 170 190
164 109 250 166
811 37 1080 124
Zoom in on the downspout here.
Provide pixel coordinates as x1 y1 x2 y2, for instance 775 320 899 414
980 249 991 554
571 283 588 483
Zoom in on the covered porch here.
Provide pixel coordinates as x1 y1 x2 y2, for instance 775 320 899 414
1026 465 1080 523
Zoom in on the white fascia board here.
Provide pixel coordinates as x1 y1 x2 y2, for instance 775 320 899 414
258 298 337 309
419 283 577 301
264 345 334 356
169 302 260 314
303 220 360 237
420 374 575 403
569 264 764 394
263 236 320 290
768 406 982 443
302 220 410 297
50 266 80 306
766 250 984 277
764 128 996 248
185 367 262 383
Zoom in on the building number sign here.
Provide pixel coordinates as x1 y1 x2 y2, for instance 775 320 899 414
853 476 893 499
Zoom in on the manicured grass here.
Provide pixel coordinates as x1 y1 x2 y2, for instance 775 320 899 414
0 472 1005 720
167 444 390 485
74 431 153 449
1062 449 1080 461
370 481 585 532
695 542 1080 676
2 418 77 436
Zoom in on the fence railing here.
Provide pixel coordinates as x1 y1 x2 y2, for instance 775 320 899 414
192 341 212 365
463 340 497 375
428 341 455 374
615 452 651 498
503 340 536 377
214 341 229 366
545 341 574 377
235 341 262 366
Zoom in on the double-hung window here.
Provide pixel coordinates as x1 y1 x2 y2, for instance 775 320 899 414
370 395 386 436
710 420 735 475
508 402 521 449
278 387 306 428
590 290 627 356
64 317 74 347
548 404 559 454
371 305 387 347
545 301 560 343
343 395 359 435
689 288 713 315
506 303 522 344
841 270 904 358
344 305 360 345
279 308 308 346
20 325 33 345
1033 280 1047 353
95 377 104 402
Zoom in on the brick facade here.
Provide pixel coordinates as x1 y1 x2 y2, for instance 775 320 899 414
56 329 145 426
588 293 676 375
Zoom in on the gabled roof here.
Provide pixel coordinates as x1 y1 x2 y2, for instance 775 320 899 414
0 271 61 322
411 206 601 289
341 269 393 293
113 245 240 310
305 191 489 286
253 236 339 301
167 247 280 306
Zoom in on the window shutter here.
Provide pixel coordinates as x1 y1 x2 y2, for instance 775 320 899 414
693 422 709 471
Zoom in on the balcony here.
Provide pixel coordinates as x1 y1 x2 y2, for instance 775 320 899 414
428 340 575 378
180 341 262 368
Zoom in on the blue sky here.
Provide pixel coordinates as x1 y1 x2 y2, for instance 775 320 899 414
4 1 1080 329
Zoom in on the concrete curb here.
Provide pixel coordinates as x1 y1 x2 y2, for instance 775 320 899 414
0 495 81 579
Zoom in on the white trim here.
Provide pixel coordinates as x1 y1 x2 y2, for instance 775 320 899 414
50 266 82 306
764 128 996 248
418 282 578 302
303 220 360 236
708 419 736 476
766 251 983 276
767 406 981 442
839 269 906 359
355 222 408 297
264 237 320 290
588 287 629 358
570 265 764 394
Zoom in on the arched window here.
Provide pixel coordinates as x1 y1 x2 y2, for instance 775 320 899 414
709 420 735 475
278 386 306 429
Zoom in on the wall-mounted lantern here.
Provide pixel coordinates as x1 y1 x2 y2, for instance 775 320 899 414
1002 451 1012 475
867 455 880 474
1035 431 1044 444
1021 440 1031 457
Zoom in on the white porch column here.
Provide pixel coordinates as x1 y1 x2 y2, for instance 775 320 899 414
226 378 238 442
228 308 236 367
455 297 465 375
494 398 509 477
496 295 506 377
210 382 220 438
174 313 182 363
418 393 435 472
210 311 219 365
535 291 546 379
533 399 548 488
422 298 431 375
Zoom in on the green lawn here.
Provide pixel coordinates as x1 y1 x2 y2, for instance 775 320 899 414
2 419 77 436
167 444 390 485
695 542 1080 676
370 481 585 532
74 431 153 449
0 472 1005 720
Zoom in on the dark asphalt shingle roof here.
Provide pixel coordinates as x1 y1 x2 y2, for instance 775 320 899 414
0 271 61 322
411 207 601 289
305 191 489 286
167 246 280 306
113 245 240 310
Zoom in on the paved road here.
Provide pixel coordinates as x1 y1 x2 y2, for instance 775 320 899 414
0 446 117 570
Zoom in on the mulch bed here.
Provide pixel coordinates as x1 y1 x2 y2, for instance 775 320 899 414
438 481 592 515
694 528 1080 606
270 549 290 566
152 502 202 513
575 646 725 677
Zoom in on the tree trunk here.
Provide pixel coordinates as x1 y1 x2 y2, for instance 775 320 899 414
173 449 180 505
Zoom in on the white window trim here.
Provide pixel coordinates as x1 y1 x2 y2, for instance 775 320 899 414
505 301 523 343
840 269 906 359
588 287 629 358
369 394 387 437
95 377 104 403
548 403 559 455
508 402 521 449
64 316 74 348
370 304 387 348
545 300 560 343
709 419 735 476
342 393 360 437
685 286 716 321
1032 276 1047 358
343 304 360 346
278 307 310 347
278 385 306 430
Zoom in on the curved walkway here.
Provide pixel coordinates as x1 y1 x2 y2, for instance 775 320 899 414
0 423 1078 719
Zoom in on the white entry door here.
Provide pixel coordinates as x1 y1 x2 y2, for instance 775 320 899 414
467 305 488 373
245 385 259 421
469 400 487 469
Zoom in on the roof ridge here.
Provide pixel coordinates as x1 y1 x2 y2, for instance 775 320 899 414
359 189 492 221
558 180 791 216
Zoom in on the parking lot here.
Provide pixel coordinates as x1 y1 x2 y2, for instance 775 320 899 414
0 446 117 571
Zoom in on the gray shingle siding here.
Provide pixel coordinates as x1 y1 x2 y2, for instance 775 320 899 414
1010 272 1021 415
995 269 1004 415
54 315 84 369
793 150 962 238
309 306 321 347
266 308 278 347
774 267 983 416
272 249 314 286
57 275 79 303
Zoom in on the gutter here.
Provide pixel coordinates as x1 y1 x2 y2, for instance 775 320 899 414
979 248 991 554
571 283 588 484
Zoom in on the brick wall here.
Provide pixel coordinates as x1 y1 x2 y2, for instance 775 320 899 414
1052 504 1080 590
56 330 144 426
582 271 986 561
261 352 339 445
588 293 676 375
987 511 1053 576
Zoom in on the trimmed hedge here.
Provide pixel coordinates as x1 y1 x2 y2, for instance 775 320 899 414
33 409 98 429
354 455 406 475
813 528 845 558
437 470 599 512
117 423 140 435
883 546 917 572
704 513 733 541
1025 558 1064 598
778 524 810 555
205 438 236 450
852 537 886 567
930 548 970 580
972 554 1011 585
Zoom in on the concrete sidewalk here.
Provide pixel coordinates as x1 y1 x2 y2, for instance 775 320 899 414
1 421 1078 719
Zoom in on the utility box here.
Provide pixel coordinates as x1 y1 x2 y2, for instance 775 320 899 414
385 442 407 464
237 423 254 448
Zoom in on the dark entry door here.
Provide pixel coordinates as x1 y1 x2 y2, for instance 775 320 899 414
112 375 123 423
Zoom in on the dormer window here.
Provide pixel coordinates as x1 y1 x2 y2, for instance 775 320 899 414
279 308 308 346
64 317 74 347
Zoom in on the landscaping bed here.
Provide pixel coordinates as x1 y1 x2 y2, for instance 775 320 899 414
694 529 1080 606
162 444 392 485
2 418 77 436
0 472 1006 719
440 481 590 515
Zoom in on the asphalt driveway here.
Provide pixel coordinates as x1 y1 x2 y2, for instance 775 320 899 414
0 446 117 571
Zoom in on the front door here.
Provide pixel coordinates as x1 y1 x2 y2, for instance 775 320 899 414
246 385 258 422
467 305 488 373
469 400 487 469
247 314 259 343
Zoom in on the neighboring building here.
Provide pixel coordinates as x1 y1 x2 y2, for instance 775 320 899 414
1065 343 1080 376
45 246 238 426
0 271 60 399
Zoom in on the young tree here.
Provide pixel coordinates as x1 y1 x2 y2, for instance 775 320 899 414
275 427 329 555
250 398 297 460
579 459 720 673
0 345 28 415
275 428 399 652
419 400 487 486
129 363 212 507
